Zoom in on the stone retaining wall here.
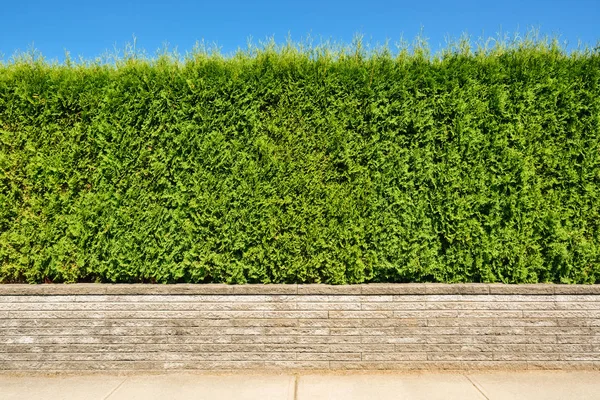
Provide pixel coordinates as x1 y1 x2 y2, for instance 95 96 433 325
1 284 599 371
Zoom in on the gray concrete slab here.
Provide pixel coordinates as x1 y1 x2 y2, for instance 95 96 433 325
467 371 600 400
0 372 599 400
296 373 485 400
107 374 296 400
0 375 126 400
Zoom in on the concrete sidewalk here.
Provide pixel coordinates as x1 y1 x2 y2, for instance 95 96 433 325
1 371 599 400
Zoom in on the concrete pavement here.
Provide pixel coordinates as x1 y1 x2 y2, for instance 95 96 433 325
1 371 599 400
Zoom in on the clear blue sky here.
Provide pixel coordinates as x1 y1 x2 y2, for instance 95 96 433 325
1 0 598 61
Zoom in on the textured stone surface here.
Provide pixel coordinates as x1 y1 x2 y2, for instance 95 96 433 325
0 284 599 371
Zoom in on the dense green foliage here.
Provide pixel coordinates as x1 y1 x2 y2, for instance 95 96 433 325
1 39 599 284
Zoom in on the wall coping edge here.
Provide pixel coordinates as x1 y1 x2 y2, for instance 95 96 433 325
0 283 598 296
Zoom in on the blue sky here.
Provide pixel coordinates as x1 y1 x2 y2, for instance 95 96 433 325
1 0 598 61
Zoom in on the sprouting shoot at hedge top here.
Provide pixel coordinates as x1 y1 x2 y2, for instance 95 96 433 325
1 34 599 284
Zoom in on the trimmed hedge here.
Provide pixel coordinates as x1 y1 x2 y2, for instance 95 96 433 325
1 40 599 284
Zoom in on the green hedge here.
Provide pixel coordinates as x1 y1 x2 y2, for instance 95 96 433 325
1 40 599 284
